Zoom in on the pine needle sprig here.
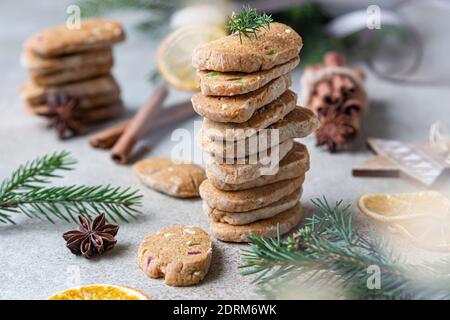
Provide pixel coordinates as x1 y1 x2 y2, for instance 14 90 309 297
227 6 273 44
0 150 75 196
240 197 450 299
0 152 142 224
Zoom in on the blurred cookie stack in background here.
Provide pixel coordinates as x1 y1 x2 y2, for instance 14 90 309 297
20 19 125 137
192 22 318 242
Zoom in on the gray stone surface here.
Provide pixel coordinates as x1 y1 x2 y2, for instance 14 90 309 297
0 1 449 299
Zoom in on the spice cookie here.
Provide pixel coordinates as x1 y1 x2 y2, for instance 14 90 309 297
21 48 113 74
199 176 304 213
208 142 309 191
198 56 299 96
133 158 206 198
138 226 212 286
210 202 303 242
200 107 318 160
202 90 297 142
21 75 120 106
28 100 123 122
26 91 121 111
205 186 302 225
206 138 294 185
191 74 291 123
29 62 113 86
192 22 302 73
73 101 124 123
24 19 125 57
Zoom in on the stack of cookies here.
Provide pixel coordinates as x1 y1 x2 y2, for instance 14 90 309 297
192 23 319 242
20 19 125 123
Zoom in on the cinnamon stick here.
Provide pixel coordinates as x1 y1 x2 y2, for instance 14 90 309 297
342 76 356 94
304 51 369 153
331 75 345 104
90 120 128 149
111 85 168 164
309 95 325 116
341 98 363 131
315 80 333 104
89 100 196 150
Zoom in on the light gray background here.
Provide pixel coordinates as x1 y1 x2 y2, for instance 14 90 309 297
0 1 449 299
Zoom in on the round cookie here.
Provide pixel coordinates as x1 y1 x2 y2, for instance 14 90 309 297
133 158 206 198
201 90 297 142
206 138 294 185
199 107 318 159
21 48 113 74
197 57 299 97
205 187 302 225
78 101 124 123
191 74 292 124
199 176 304 212
207 142 309 191
211 203 303 242
26 91 121 111
27 101 124 123
24 19 125 57
192 22 302 73
138 226 212 286
21 75 120 106
29 62 113 86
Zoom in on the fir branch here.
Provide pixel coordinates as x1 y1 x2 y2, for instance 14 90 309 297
0 152 142 224
0 150 75 196
227 6 273 44
240 197 450 299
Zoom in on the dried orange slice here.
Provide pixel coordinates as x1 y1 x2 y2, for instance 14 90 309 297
357 191 449 222
357 191 450 251
157 25 227 91
49 284 150 300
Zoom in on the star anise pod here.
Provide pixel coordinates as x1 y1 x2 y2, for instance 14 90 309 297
63 213 119 259
44 92 82 140
316 107 357 153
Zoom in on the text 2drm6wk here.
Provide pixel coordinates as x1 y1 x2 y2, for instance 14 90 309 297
173 304 278 317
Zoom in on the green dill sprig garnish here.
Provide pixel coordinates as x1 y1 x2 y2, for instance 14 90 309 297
227 6 273 44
